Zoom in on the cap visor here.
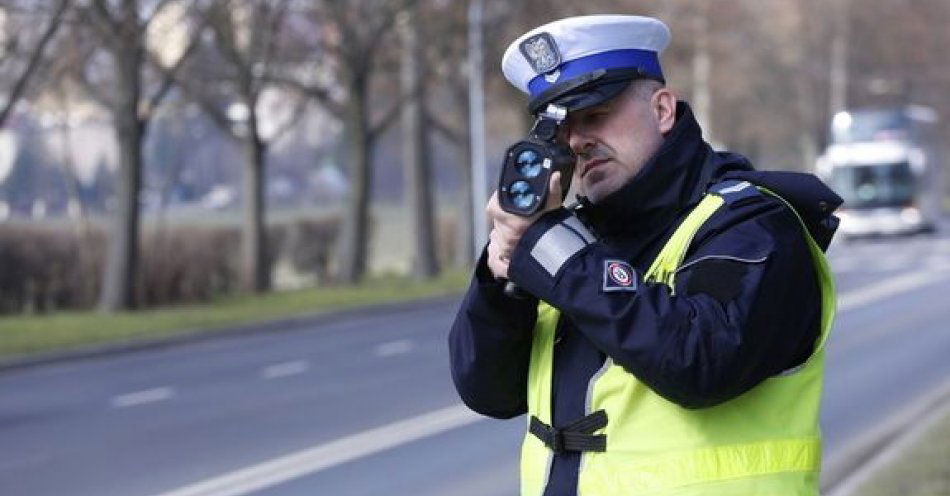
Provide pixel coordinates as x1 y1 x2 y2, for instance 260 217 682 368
546 80 632 112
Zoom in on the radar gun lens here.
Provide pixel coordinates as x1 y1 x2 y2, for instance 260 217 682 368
508 180 536 210
515 149 543 178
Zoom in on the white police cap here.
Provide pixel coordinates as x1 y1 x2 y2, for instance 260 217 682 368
502 15 671 113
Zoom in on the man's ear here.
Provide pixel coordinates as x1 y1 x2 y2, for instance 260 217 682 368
652 88 676 134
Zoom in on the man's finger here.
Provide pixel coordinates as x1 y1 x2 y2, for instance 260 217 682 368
486 191 500 217
494 218 522 239
546 171 564 210
486 241 509 279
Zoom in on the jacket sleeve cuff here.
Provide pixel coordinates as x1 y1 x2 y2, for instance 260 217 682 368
508 208 596 302
472 245 539 316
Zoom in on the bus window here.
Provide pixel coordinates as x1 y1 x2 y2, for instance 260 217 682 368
831 161 915 209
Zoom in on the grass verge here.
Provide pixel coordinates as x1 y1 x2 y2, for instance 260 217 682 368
0 270 470 359
850 405 950 496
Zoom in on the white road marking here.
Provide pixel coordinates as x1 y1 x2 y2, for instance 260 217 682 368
837 268 949 312
261 360 309 379
830 257 860 273
150 404 482 496
374 339 415 357
111 387 175 408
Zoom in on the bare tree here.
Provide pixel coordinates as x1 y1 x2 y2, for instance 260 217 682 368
74 0 204 311
0 0 71 128
179 0 304 293
51 81 88 224
277 0 415 284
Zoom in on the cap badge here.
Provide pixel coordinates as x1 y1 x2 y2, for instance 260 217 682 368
520 32 561 75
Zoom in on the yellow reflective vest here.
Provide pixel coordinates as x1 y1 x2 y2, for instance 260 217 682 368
521 189 836 496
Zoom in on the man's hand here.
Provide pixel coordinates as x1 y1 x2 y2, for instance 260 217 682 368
486 172 565 279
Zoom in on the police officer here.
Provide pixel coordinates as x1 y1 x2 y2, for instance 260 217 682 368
449 15 842 496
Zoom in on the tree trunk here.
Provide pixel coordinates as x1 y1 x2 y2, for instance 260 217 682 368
337 75 372 284
56 89 87 227
400 8 439 279
242 111 270 292
99 44 144 312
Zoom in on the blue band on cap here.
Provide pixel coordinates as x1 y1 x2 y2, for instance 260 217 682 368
527 49 663 99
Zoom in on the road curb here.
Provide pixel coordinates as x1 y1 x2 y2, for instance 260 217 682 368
0 293 463 373
821 375 950 495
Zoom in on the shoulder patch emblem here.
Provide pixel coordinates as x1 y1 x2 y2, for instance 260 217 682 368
519 32 561 75
603 260 638 292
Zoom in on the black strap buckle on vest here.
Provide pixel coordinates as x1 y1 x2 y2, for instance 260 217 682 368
529 410 608 454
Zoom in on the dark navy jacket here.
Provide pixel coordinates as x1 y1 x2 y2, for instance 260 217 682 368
448 102 841 496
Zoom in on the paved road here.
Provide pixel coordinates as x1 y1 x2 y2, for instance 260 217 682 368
2 229 950 496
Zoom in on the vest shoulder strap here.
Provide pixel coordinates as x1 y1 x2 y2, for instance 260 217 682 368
644 193 724 290
644 180 768 290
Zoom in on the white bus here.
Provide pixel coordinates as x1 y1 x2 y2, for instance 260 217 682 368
816 105 944 238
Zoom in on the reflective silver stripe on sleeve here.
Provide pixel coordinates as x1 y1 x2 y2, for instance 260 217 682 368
717 181 751 195
561 215 596 244
530 224 589 276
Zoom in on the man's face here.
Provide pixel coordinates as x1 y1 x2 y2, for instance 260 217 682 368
561 85 674 203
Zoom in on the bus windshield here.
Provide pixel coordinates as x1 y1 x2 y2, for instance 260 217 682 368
830 161 916 209
832 109 910 144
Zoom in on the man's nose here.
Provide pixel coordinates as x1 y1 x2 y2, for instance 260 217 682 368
567 128 595 156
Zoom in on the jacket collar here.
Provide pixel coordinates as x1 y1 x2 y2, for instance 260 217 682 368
575 101 748 238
